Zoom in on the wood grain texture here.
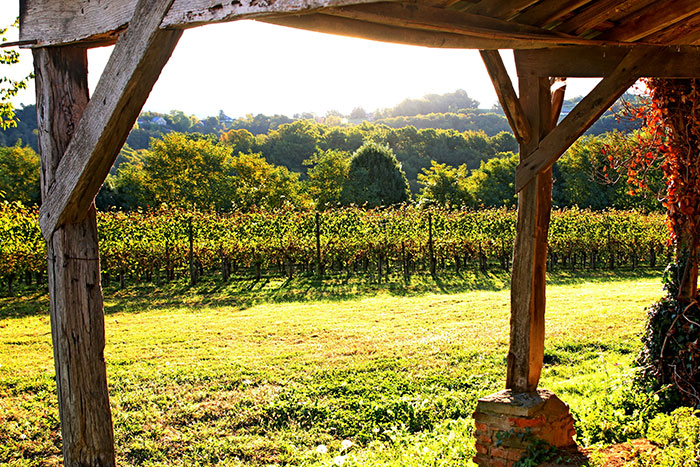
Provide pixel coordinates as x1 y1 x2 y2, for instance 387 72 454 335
262 13 557 49
597 0 700 42
514 47 648 192
480 49 532 144
38 0 182 237
513 45 700 78
325 2 601 46
34 45 115 467
20 0 387 46
514 0 592 27
463 0 540 21
507 73 553 393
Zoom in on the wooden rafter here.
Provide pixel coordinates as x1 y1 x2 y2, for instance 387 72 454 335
598 0 700 42
324 2 619 46
263 13 546 49
515 47 649 192
462 0 540 21
479 49 532 144
554 0 645 36
38 0 182 237
646 12 700 45
514 0 593 27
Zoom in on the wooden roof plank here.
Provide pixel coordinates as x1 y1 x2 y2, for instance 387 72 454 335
645 12 700 45
554 0 648 36
598 0 700 42
262 13 553 49
325 2 625 46
513 0 593 27
514 47 648 192
38 0 182 236
462 0 540 20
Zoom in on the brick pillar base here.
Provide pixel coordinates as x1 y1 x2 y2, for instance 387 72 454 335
472 389 576 467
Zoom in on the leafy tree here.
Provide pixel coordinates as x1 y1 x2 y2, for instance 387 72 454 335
1 19 32 130
96 150 150 211
349 107 367 120
0 143 40 205
305 149 351 209
341 141 411 207
220 128 256 154
143 132 235 210
261 120 320 174
229 152 310 210
417 161 470 207
376 89 479 118
490 131 518 154
463 152 518 208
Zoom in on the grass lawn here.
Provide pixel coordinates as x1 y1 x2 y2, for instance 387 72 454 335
0 269 691 466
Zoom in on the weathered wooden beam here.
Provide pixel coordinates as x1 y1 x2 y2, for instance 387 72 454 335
479 49 532 144
19 0 388 47
262 13 556 49
513 45 700 78
554 0 646 36
507 73 554 393
463 0 540 21
550 77 566 127
515 47 648 193
324 2 626 46
38 0 182 237
597 0 700 42
34 45 115 467
645 13 700 46
514 0 591 27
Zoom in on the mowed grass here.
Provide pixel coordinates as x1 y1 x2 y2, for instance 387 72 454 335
0 270 663 466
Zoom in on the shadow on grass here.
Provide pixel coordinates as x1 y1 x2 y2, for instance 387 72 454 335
0 268 663 319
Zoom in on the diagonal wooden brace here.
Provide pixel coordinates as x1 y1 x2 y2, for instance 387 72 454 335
38 0 182 239
514 47 650 193
480 49 532 144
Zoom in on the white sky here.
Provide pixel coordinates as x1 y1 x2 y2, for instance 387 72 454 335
1 6 601 119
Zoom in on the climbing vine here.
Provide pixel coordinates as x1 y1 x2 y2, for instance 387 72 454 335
619 79 700 407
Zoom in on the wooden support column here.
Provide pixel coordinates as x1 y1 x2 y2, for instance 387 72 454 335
507 63 557 393
34 47 115 466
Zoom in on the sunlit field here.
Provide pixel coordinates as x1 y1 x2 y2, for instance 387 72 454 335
2 270 696 466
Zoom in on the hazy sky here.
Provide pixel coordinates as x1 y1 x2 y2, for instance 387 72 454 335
1 6 600 119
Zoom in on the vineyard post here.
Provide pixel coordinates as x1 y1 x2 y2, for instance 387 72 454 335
315 212 322 276
188 217 197 286
428 211 435 275
34 46 115 465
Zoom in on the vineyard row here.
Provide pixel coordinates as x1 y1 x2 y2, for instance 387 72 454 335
1 204 669 293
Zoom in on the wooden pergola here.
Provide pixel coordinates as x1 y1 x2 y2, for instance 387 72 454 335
15 0 700 464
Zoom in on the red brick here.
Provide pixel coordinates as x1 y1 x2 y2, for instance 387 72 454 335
504 447 526 461
476 443 489 455
474 422 489 432
509 415 545 428
492 460 506 467
477 434 492 445
473 454 490 466
491 447 509 459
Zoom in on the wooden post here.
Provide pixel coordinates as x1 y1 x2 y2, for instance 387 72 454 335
507 69 555 393
315 212 322 276
34 46 115 466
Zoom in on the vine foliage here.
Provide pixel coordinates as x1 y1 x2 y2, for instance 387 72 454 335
623 79 700 407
